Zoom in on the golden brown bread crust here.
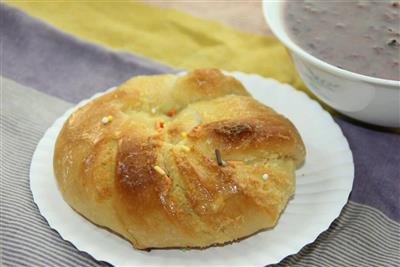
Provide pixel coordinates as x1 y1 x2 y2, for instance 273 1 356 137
53 69 306 249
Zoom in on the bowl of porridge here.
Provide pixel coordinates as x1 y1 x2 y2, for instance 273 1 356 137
263 0 400 128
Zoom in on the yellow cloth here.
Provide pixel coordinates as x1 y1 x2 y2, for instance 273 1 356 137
7 1 310 95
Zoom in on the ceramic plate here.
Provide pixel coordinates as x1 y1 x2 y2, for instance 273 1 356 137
30 71 354 266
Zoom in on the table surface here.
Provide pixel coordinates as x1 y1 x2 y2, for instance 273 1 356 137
144 0 272 35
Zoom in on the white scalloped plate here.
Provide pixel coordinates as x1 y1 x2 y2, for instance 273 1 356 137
30 71 354 266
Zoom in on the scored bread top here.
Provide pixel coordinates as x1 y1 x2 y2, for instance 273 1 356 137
53 69 305 249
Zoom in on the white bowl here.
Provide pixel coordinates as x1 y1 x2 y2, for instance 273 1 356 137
262 1 400 128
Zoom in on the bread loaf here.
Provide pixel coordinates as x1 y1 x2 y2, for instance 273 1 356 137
53 69 306 249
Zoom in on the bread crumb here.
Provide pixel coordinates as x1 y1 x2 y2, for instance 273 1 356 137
155 120 164 129
181 145 190 152
153 166 167 176
166 108 176 117
101 115 113 124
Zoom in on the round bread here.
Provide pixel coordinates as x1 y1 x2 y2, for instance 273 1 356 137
53 69 306 249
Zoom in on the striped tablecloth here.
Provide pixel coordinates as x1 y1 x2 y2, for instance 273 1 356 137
1 3 399 266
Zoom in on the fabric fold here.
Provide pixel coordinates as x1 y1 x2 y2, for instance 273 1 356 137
0 3 174 103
